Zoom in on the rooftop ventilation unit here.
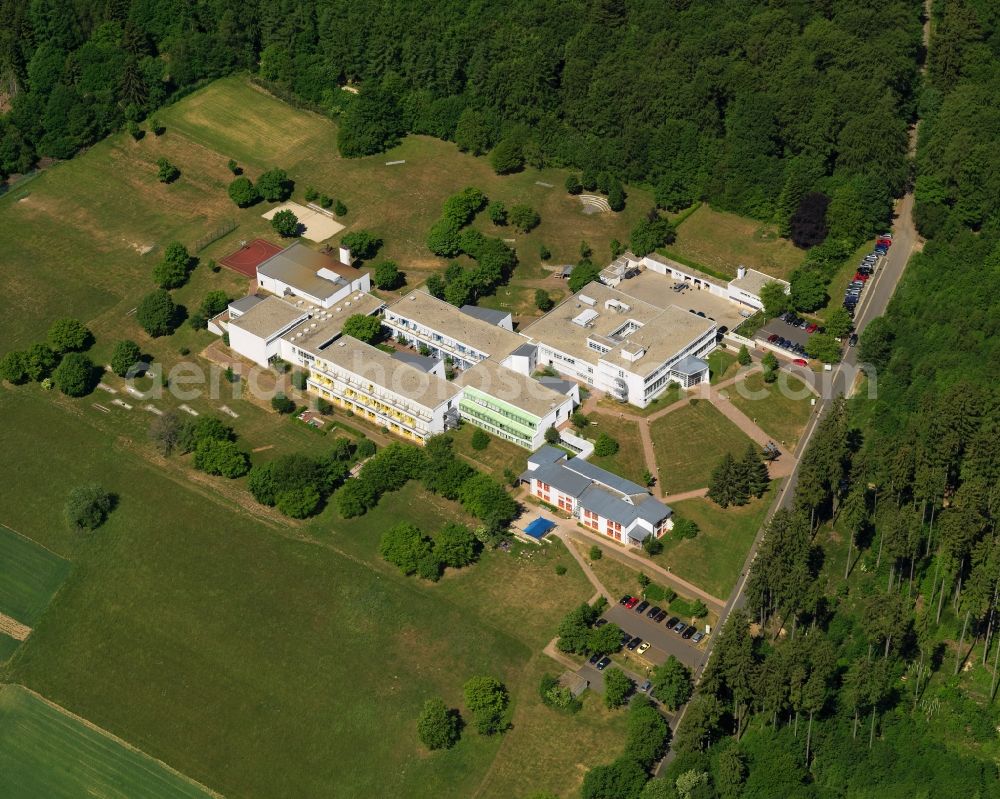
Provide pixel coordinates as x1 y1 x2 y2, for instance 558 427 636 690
579 294 596 306
605 299 631 313
572 309 599 328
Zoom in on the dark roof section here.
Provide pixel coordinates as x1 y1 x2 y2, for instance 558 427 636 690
527 462 592 498
391 351 439 372
461 304 511 326
564 457 648 497
527 445 568 468
512 343 537 358
538 376 577 395
229 294 266 315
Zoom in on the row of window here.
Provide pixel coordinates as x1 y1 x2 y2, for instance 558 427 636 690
462 410 531 446
461 394 537 429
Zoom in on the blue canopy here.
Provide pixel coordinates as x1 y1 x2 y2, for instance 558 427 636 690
523 517 556 539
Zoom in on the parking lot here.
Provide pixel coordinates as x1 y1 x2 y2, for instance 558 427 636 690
601 603 706 671
759 316 812 349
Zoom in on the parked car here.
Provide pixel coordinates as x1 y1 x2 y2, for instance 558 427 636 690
682 626 696 640
620 629 633 646
640 680 653 694
691 631 705 644
653 610 667 623
625 597 640 609
595 618 609 628
635 600 650 614
589 652 601 665
805 323 818 333
619 595 632 605
596 656 611 671
626 636 643 651
849 333 859 347
767 333 779 343
673 622 688 635
793 358 808 367
665 616 679 628
637 641 651 654
646 606 661 619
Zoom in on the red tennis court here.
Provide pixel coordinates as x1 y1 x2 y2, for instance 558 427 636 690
218 239 283 278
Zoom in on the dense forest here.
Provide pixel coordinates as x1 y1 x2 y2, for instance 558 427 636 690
639 2 1000 797
2 0 919 245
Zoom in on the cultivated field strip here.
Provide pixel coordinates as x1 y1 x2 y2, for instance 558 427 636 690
0 685 221 798
0 524 71 627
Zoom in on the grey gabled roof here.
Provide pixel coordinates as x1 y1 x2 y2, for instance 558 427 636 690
672 355 710 376
461 304 511 326
512 343 537 358
564 457 648 497
229 294 266 314
391 351 438 372
528 445 567 468
576 486 671 537
528 462 592 498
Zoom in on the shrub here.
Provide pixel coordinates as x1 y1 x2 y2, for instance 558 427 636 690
340 230 382 260
589 545 602 561
509 204 540 232
304 186 319 202
463 676 509 735
227 159 241 175
47 318 92 353
490 137 524 174
555 564 567 575
193 439 250 478
257 168 293 202
0 351 29 384
603 668 633 709
334 199 347 216
342 314 382 344
65 484 115 532
136 289 178 337
271 393 295 414
565 174 582 194
544 426 560 444
487 200 507 225
535 289 554 312
373 260 402 290
593 432 619 457
470 428 490 450
228 176 259 207
539 244 552 261
110 340 143 377
291 370 307 391
156 157 179 183
417 699 461 750
271 209 299 237
53 353 95 396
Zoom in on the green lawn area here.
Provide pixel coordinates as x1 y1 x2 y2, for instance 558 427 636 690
584 412 647 485
670 204 806 281
597 383 682 418
0 525 70 627
446 423 529 481
0 389 603 799
0 684 214 798
159 75 654 284
652 486 776 599
650 401 756 495
726 371 814 448
707 349 740 384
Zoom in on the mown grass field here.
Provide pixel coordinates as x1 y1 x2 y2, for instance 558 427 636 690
0 684 215 798
158 76 655 285
726 371 814 448
584 412 647 485
670 204 806 281
653 486 776 599
0 525 70 627
0 389 602 799
707 349 740 384
650 401 756 495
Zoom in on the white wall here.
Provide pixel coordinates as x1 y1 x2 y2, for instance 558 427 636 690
228 325 276 367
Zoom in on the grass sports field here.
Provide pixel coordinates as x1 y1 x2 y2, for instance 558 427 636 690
0 389 603 798
0 684 216 798
0 525 70 628
650 401 756 495
670 204 806 281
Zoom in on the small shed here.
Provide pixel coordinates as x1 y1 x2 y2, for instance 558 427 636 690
561 671 589 698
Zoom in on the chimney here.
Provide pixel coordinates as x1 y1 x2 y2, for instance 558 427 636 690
338 246 352 266
737 265 747 280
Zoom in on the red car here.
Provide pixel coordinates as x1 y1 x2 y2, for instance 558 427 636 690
767 333 779 343
854 272 870 282
876 237 892 248
805 323 819 333
793 358 808 367
624 596 640 609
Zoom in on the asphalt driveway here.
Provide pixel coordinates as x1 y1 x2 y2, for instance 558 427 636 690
603 604 706 671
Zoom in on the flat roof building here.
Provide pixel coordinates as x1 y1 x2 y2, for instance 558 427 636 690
519 282 716 407
256 241 371 309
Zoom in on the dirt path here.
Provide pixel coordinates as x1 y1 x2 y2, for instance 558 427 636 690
661 488 709 504
0 612 31 641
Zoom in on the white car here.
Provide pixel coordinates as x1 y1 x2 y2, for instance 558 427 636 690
636 641 651 655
